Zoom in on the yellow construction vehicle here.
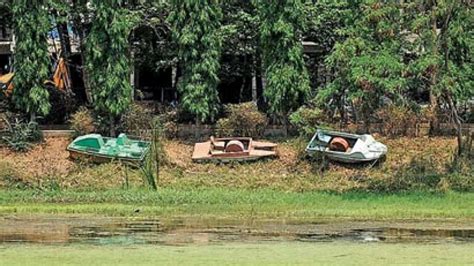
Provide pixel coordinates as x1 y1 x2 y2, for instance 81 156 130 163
0 58 71 96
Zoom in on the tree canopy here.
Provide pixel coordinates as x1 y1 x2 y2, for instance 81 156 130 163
258 0 311 120
169 0 222 123
84 0 135 133
11 0 52 120
3 0 472 149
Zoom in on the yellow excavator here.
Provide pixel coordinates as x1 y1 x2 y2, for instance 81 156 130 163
0 58 71 96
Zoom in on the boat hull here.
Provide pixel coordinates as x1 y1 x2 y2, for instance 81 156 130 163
306 149 386 163
67 148 145 166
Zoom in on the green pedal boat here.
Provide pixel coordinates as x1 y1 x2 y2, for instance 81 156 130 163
67 133 150 165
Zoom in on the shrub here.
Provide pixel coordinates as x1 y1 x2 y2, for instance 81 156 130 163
69 107 96 137
41 85 77 124
121 103 154 135
215 102 267 138
159 108 179 138
0 161 28 188
374 105 428 137
444 172 474 192
289 106 327 136
2 118 43 152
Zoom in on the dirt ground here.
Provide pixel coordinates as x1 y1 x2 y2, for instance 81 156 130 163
0 136 464 191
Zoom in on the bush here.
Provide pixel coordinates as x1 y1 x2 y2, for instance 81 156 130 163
2 119 43 152
0 161 27 188
69 107 96 137
374 105 428 137
216 102 267 137
289 106 327 136
41 85 77 124
121 103 154 135
159 108 178 138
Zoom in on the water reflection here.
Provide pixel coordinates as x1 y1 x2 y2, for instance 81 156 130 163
0 216 472 245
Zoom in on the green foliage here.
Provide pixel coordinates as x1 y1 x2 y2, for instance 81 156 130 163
289 106 327 137
216 102 267 137
317 2 406 122
258 1 310 118
85 0 135 120
169 1 222 123
2 118 43 152
407 0 473 102
140 117 167 190
131 1 175 73
12 0 51 118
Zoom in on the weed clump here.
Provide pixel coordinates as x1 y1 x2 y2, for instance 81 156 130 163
140 118 167 190
0 161 28 188
216 102 267 137
121 103 154 135
69 107 96 137
374 105 429 137
2 118 43 151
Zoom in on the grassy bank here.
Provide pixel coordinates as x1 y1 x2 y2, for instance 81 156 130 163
1 188 473 220
0 137 472 193
2 242 473 265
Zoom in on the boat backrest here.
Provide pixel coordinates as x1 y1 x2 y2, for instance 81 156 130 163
116 133 129 146
74 134 104 150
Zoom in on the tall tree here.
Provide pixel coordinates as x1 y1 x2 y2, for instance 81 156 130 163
409 0 473 154
316 1 406 128
169 0 222 124
258 0 311 123
85 0 135 135
12 0 51 121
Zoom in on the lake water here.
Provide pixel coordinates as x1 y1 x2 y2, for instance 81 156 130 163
1 216 473 265
1 216 472 245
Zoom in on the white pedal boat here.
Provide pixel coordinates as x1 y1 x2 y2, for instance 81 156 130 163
306 129 387 163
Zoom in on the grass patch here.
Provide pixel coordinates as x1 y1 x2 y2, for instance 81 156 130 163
0 188 473 220
1 242 473 265
0 137 472 193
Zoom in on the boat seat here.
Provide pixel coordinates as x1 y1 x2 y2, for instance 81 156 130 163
97 137 105 149
210 136 225 150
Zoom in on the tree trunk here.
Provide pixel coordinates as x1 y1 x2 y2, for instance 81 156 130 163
109 114 115 137
428 2 440 135
238 77 246 103
130 49 135 100
447 94 463 155
255 52 265 109
72 0 92 103
172 62 179 101
195 119 201 140
57 21 71 56
251 55 258 103
239 55 248 103
30 112 36 123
